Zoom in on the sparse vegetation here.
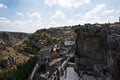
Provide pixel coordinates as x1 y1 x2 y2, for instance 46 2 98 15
14 56 37 80
0 56 37 80
0 26 75 80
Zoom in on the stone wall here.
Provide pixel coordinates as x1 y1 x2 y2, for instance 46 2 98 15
75 23 120 80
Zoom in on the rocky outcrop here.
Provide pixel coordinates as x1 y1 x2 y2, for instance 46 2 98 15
0 55 17 68
0 59 9 68
75 23 120 80
23 27 75 54
0 32 28 51
0 32 28 47
0 32 28 69
107 33 120 80
0 41 6 51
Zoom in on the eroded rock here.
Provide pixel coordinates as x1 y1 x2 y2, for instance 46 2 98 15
75 23 120 80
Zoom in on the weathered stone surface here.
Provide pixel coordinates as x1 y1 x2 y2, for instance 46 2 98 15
107 34 120 51
0 31 28 48
8 55 17 64
75 23 120 80
0 41 6 51
0 54 17 68
0 59 9 68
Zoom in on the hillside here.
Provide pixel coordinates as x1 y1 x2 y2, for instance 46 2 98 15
0 31 29 61
0 22 119 80
0 27 75 80
0 32 31 80
0 32 28 51
14 22 120 55
15 27 75 55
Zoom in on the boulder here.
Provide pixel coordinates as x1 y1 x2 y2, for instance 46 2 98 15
0 41 6 51
0 59 9 68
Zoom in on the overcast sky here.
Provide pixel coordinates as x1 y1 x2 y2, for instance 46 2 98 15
0 0 119 33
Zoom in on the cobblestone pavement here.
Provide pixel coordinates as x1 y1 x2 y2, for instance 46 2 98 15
60 67 96 80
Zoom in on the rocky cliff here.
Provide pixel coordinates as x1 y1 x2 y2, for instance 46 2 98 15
0 32 28 46
19 27 75 54
0 32 30 80
0 31 28 51
75 23 120 80
0 32 28 69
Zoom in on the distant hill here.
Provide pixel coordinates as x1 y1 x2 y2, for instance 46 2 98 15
15 22 120 55
0 31 29 61
16 26 76 55
0 32 28 48
0 31 29 78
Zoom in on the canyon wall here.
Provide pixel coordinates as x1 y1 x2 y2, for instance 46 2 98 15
0 32 28 50
75 23 120 80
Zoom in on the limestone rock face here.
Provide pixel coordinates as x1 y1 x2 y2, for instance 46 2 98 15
107 34 120 51
0 59 9 68
0 32 28 46
75 24 120 80
0 41 6 51
0 32 28 50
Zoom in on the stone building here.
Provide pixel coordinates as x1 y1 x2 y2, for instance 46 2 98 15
75 24 120 80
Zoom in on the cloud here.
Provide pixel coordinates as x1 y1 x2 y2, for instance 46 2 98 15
103 9 114 15
81 4 115 23
82 4 105 19
0 3 7 8
68 4 118 25
16 12 24 17
75 13 82 17
0 17 8 21
49 20 60 27
0 12 41 33
48 10 66 27
116 10 120 14
50 10 65 20
0 17 11 24
45 0 90 8
27 12 41 21
67 19 82 25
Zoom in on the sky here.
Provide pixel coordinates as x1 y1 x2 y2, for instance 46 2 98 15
0 0 119 33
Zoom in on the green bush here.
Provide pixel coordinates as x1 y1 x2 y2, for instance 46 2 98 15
14 56 37 80
0 56 37 80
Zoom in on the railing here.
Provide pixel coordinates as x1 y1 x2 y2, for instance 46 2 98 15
28 59 42 80
48 57 70 80
28 62 39 80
